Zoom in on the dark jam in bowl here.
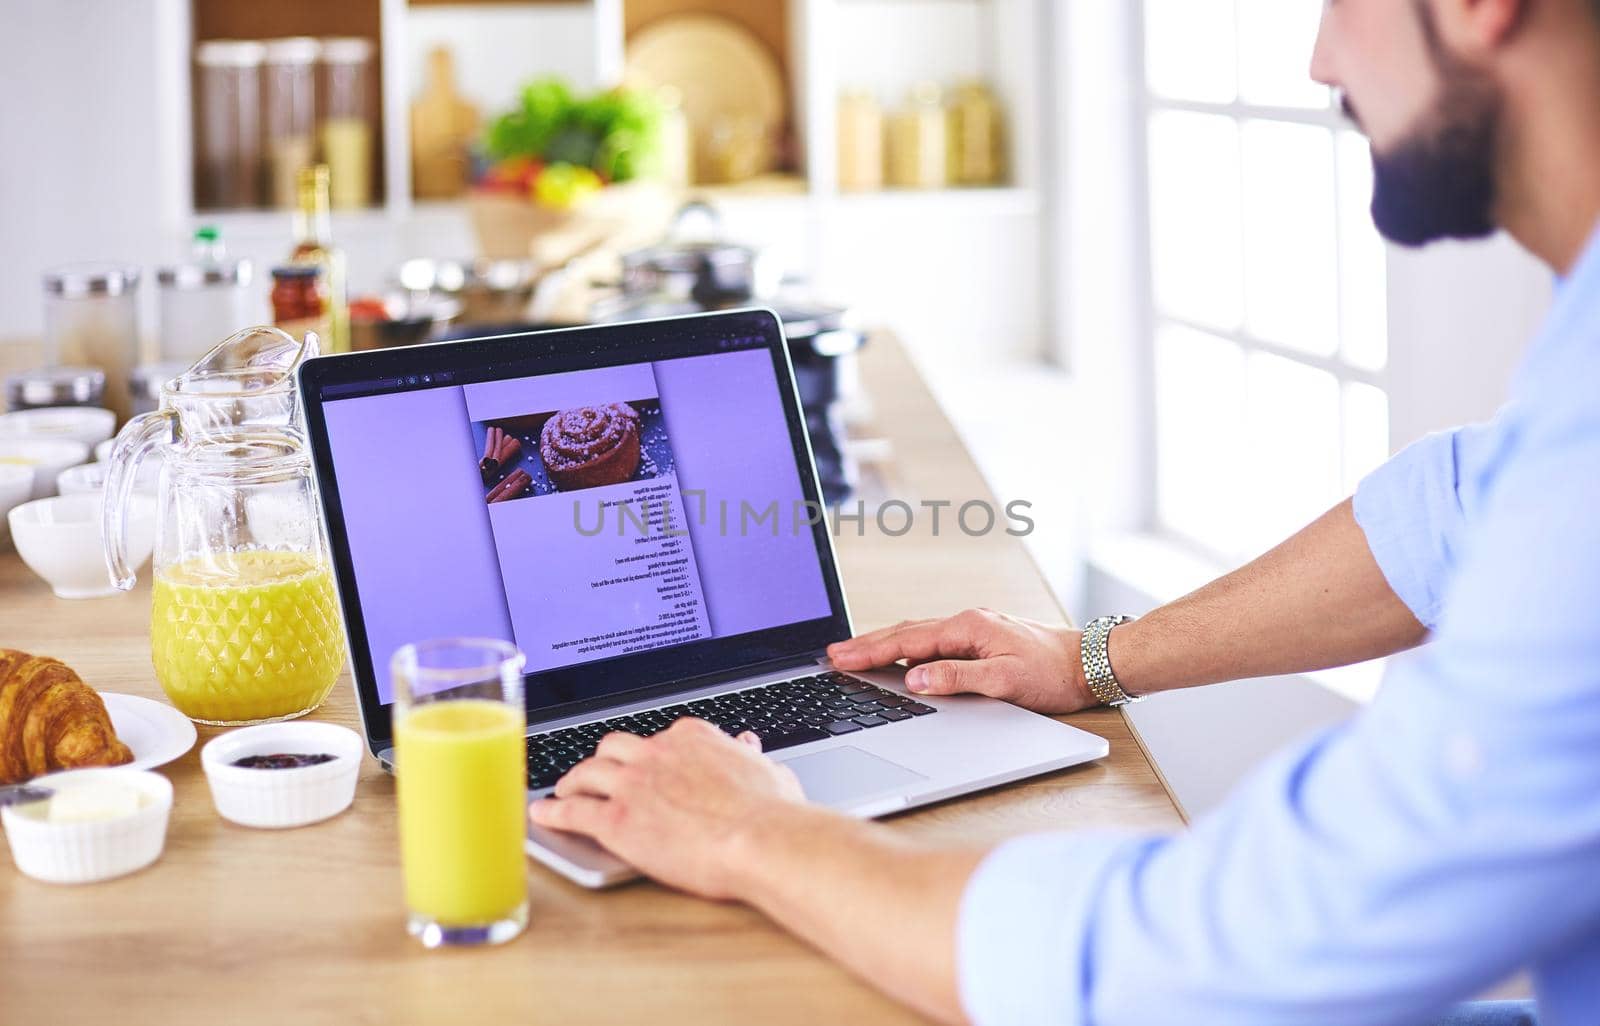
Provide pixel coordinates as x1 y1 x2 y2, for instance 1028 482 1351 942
232 753 339 770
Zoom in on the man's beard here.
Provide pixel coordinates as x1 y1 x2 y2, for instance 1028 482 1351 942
1362 4 1503 247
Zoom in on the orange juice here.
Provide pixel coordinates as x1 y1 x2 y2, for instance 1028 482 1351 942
395 699 528 927
150 550 345 724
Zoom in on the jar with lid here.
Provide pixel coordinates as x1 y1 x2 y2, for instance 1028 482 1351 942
948 80 1007 186
837 89 884 193
43 264 141 422
263 37 319 209
130 362 188 419
195 40 265 209
270 264 330 345
4 366 106 413
319 37 375 209
157 228 255 362
886 82 947 189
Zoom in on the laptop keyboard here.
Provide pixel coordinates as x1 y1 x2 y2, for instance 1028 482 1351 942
525 671 936 790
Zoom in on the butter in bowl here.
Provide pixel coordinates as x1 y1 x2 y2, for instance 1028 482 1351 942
1 768 174 884
201 721 364 829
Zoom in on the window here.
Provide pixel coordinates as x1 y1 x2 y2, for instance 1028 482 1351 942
1143 0 1390 559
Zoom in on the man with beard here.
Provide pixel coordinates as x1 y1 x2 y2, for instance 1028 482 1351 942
529 0 1600 1022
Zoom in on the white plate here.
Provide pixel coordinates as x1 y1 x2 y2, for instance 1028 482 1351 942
101 693 198 772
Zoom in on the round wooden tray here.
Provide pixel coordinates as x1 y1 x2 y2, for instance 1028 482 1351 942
625 14 788 180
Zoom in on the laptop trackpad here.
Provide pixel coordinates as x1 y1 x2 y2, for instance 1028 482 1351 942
779 746 926 809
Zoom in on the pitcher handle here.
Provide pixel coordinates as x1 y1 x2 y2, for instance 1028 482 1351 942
102 410 176 591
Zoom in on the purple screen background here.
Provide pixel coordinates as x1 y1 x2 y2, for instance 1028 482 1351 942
654 350 831 636
321 348 833 705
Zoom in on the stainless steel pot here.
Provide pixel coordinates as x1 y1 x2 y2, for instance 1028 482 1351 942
617 201 783 308
395 258 542 325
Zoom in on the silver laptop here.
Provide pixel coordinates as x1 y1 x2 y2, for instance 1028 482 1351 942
298 309 1107 888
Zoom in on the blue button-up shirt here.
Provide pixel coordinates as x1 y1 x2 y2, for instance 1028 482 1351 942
958 226 1600 1026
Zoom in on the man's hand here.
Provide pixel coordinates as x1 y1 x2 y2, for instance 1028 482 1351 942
533 720 983 1025
826 608 1095 714
528 719 807 900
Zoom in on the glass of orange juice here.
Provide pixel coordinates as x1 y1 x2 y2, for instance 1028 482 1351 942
391 638 528 948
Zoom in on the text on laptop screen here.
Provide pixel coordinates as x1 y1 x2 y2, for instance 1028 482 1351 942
320 347 834 710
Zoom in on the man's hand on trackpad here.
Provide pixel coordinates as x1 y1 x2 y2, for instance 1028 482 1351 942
826 609 1095 715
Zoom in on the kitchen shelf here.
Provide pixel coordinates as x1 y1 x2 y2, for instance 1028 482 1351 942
190 0 388 211
184 206 398 238
172 0 1042 221
142 0 1050 361
375 183 1036 229
688 173 811 198
830 186 1038 215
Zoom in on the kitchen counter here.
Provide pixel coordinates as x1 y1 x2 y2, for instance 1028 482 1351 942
0 333 1181 1024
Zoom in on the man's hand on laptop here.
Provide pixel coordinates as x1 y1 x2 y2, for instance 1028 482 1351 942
531 718 985 1025
826 609 1094 714
529 719 807 899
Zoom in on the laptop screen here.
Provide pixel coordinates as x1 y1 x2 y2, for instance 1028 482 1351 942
300 312 849 739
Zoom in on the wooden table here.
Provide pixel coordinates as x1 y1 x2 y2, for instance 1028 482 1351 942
0 336 1181 1024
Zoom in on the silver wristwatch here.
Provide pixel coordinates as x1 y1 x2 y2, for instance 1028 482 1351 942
1080 615 1141 707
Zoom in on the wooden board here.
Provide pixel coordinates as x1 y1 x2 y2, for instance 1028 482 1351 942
625 0 790 84
0 333 1181 1024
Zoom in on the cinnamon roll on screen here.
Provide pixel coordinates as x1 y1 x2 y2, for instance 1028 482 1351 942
539 403 642 490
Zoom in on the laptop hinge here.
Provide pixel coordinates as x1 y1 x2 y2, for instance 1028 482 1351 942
666 651 829 694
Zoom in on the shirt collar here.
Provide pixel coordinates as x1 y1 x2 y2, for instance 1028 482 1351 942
1511 217 1600 394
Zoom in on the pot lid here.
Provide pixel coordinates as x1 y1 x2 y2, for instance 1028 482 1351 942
623 199 761 274
621 238 758 275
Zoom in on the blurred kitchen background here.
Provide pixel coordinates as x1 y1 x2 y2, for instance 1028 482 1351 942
0 0 1557 812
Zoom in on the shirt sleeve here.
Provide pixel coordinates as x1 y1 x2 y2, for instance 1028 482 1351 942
959 414 1600 1026
1351 420 1501 630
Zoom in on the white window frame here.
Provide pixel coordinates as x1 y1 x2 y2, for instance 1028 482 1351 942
1050 1 1545 584
1137 9 1390 562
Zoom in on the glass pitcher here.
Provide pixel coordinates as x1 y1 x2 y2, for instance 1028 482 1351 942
102 326 347 725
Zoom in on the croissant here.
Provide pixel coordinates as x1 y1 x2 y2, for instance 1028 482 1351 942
0 649 133 785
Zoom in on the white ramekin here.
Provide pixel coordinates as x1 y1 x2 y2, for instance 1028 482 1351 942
1 768 174 884
201 721 365 829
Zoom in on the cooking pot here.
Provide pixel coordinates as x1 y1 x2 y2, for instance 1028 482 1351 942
616 201 784 308
394 258 546 325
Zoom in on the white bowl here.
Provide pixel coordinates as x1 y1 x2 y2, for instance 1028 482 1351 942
0 437 90 499
0 463 34 536
0 407 116 452
8 493 155 599
1 768 173 884
57 460 163 497
94 438 114 463
201 722 365 829
54 462 109 496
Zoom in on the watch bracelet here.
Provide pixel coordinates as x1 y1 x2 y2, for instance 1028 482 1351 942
1080 615 1139 707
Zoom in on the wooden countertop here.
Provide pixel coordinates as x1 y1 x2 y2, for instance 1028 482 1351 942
0 334 1181 1024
